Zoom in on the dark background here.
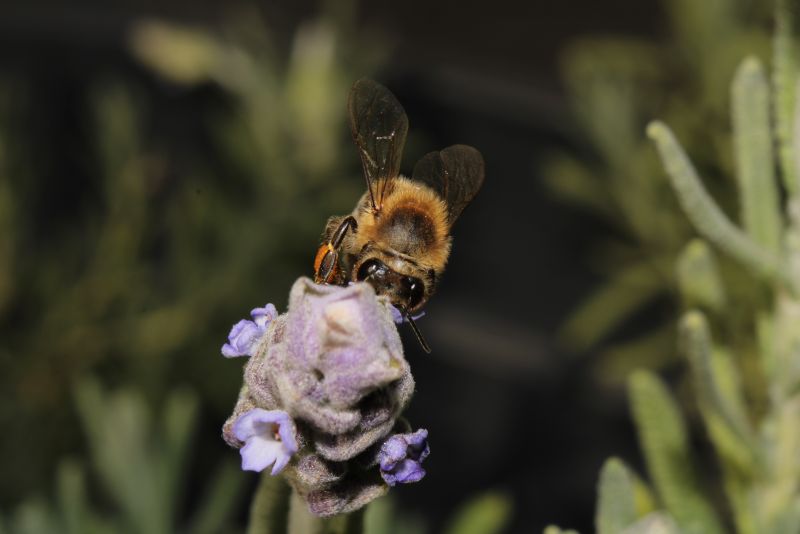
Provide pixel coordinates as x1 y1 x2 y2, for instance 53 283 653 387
0 1 676 532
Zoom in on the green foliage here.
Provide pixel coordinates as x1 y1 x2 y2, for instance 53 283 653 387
647 121 791 290
676 239 726 312
618 513 680 534
442 492 512 534
595 458 638 534
549 0 773 383
773 0 798 194
629 371 723 534
732 57 782 255
542 526 579 534
0 1 384 509
0 379 244 534
241 482 510 534
361 497 427 534
573 2 800 533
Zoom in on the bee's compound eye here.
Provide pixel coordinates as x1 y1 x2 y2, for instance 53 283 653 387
356 258 385 281
403 277 425 309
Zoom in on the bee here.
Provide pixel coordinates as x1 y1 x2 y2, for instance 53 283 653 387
313 79 484 353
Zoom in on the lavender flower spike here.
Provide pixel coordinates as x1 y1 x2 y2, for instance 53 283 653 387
378 429 430 486
221 304 278 358
233 408 298 475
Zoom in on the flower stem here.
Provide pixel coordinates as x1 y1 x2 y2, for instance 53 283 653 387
322 508 365 534
246 474 291 534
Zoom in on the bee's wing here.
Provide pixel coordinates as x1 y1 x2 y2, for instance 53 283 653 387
348 79 409 210
412 144 485 226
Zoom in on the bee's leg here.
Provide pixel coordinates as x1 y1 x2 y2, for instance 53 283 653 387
314 216 358 284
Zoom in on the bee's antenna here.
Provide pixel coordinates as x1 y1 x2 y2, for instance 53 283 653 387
401 306 432 354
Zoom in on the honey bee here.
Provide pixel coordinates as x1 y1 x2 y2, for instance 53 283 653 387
313 79 484 353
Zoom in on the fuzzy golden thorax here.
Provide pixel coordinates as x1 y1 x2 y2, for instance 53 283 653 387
349 176 452 273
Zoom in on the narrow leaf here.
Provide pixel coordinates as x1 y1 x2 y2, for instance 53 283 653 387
647 121 792 290
543 527 580 534
187 461 246 534
559 261 663 350
732 56 782 254
161 388 199 515
56 460 88 534
679 311 756 460
676 239 726 311
596 458 637 534
774 0 798 195
621 512 680 534
444 492 512 534
629 370 724 534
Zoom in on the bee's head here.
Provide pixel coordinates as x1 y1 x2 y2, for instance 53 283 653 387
353 255 432 314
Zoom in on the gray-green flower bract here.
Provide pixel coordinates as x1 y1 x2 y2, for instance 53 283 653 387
222 277 419 516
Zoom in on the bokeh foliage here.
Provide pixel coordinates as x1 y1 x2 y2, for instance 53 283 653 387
550 0 800 532
547 0 777 385
0 0 380 515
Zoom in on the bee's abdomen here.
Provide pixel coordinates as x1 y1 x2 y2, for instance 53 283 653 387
378 206 437 254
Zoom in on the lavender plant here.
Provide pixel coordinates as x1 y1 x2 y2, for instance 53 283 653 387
550 1 800 532
546 0 776 384
220 278 427 528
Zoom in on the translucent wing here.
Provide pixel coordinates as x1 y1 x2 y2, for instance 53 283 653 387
411 144 485 225
347 79 409 210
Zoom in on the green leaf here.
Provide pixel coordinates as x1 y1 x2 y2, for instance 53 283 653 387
362 497 428 534
628 370 724 534
732 56 782 254
620 512 680 534
679 311 756 466
559 261 664 350
647 121 792 290
11 499 58 534
596 458 637 534
543 526 580 534
773 0 798 195
74 379 170 534
187 460 246 534
56 460 87 534
160 388 199 515
443 492 512 534
676 239 726 311
543 156 615 218
596 324 679 386
129 21 223 86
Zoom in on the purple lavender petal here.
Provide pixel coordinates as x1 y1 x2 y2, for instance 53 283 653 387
251 303 278 328
270 450 292 475
383 459 426 486
405 429 430 462
378 429 429 486
379 435 410 470
240 435 282 472
222 319 263 358
232 409 297 474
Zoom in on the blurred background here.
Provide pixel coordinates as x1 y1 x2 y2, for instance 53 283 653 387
0 0 781 532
